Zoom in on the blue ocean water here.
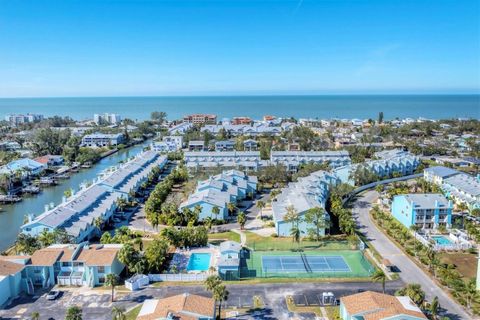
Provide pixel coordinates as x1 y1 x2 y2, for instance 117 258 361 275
0 95 478 121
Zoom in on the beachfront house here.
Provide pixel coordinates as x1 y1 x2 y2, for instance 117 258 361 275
272 170 338 237
391 193 453 230
340 291 427 320
136 293 216 320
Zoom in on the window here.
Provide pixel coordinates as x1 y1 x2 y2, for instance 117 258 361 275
97 266 105 274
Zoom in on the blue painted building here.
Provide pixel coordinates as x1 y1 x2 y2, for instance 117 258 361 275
424 166 480 210
0 243 124 307
391 193 453 230
272 170 338 237
180 169 257 221
217 241 241 280
334 151 419 186
21 151 167 242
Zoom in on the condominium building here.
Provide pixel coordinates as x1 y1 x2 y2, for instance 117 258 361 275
179 169 257 221
0 243 125 306
424 166 480 209
272 170 338 236
5 113 44 126
391 193 453 229
270 151 351 172
231 117 252 125
184 151 262 171
334 151 419 185
21 151 167 242
183 114 217 125
93 113 122 125
81 133 125 147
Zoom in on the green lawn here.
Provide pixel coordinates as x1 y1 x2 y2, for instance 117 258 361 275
245 231 353 251
125 305 141 320
208 231 241 244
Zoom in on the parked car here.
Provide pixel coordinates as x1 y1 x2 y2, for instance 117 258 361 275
46 290 60 300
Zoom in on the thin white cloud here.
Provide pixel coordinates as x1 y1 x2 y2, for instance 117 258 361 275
354 43 401 76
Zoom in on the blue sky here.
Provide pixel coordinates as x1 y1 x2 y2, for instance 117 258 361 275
0 0 479 97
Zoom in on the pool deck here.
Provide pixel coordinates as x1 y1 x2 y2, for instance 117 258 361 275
170 247 219 274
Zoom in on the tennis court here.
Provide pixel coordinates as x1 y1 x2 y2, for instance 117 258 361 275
262 255 350 273
241 250 374 279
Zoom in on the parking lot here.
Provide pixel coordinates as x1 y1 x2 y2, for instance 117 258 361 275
0 280 404 320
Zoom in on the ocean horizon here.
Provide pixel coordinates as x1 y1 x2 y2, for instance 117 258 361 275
0 94 478 121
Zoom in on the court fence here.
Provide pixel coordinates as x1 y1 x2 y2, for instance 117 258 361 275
248 239 356 252
239 249 375 279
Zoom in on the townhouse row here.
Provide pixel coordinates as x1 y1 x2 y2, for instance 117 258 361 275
424 166 480 210
334 150 420 185
0 243 124 307
179 169 257 221
21 151 167 242
184 150 352 171
272 170 339 236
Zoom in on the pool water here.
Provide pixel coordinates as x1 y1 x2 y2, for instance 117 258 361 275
432 236 453 245
187 253 211 271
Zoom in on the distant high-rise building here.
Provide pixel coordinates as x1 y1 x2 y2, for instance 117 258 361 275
183 114 217 125
93 113 122 125
5 113 44 126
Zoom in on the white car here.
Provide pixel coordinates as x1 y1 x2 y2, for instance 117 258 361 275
46 290 60 300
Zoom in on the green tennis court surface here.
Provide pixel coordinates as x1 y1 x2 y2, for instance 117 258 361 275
241 250 374 279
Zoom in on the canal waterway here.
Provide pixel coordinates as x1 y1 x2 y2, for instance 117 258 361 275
0 142 150 252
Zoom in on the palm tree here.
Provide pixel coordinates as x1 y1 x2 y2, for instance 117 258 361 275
111 306 126 320
256 200 265 219
212 206 221 220
227 202 236 214
93 217 104 234
65 306 82 320
237 211 247 230
305 207 329 240
290 226 301 245
409 225 420 258
118 243 137 275
429 296 439 320
205 275 229 320
205 275 222 292
30 312 40 320
463 278 479 310
105 273 119 302
193 204 202 219
371 269 386 293
15 233 39 255
204 217 213 230
213 284 229 319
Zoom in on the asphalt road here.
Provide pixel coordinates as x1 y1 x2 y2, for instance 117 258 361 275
0 280 404 320
352 190 470 320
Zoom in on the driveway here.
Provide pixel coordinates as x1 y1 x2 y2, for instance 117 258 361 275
353 190 470 320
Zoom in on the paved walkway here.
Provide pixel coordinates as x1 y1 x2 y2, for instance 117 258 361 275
353 190 470 320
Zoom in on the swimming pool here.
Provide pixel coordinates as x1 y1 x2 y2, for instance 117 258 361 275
432 235 453 245
187 253 211 271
